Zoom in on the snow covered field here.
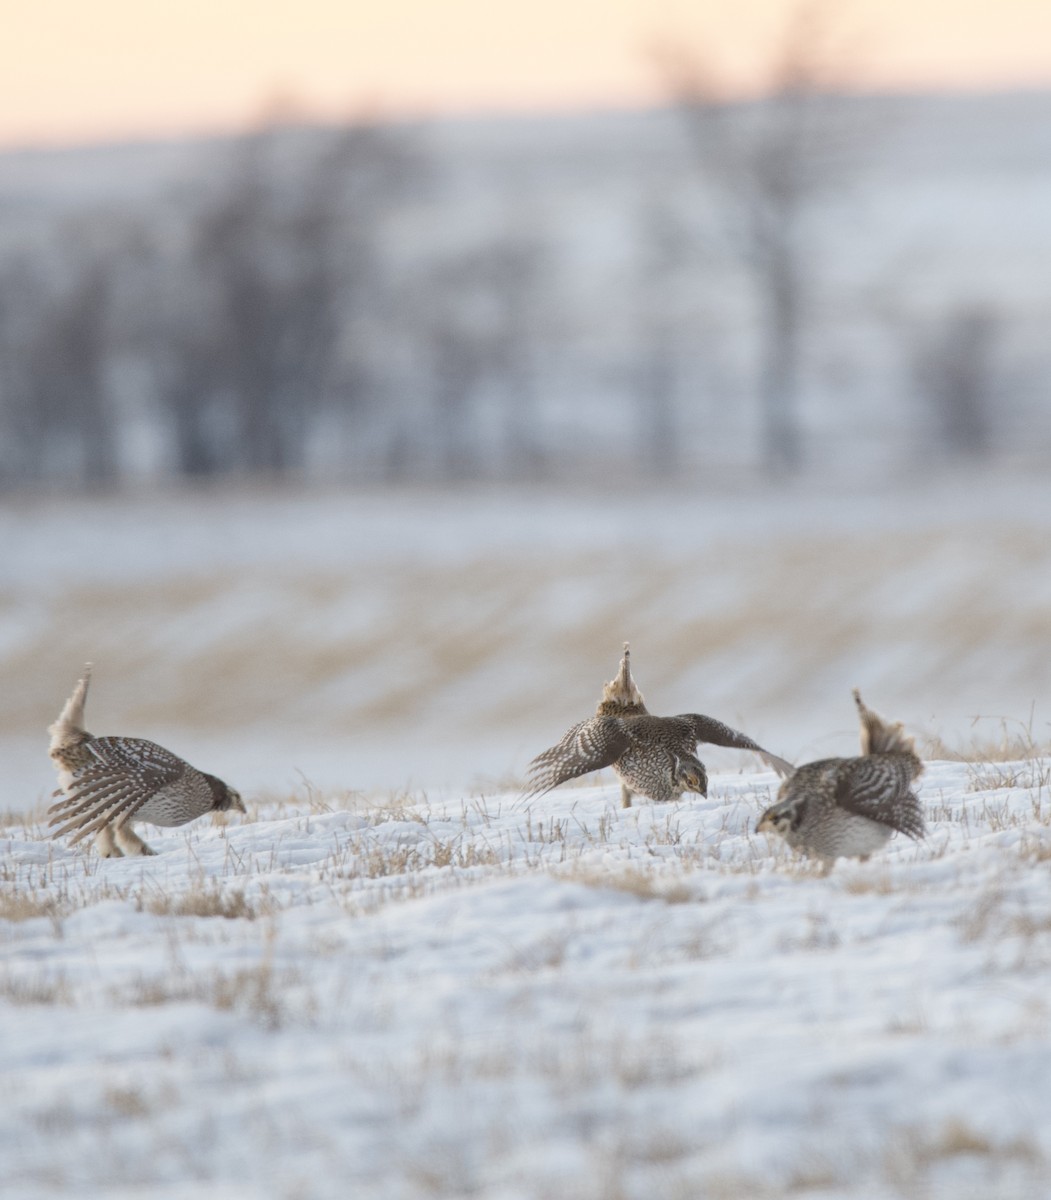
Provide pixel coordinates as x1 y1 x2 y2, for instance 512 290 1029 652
2 473 1050 807
2 477 1051 1197
3 753 1051 1199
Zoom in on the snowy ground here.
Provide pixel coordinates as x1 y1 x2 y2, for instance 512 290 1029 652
2 754 1050 1199
3 478 1049 1194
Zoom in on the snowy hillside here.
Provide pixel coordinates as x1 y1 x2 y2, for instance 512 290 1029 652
2 474 1050 810
3 754 1050 1198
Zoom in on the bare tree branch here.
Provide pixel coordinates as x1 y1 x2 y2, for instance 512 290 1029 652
654 1 871 474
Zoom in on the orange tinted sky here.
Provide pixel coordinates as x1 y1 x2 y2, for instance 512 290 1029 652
4 0 1051 146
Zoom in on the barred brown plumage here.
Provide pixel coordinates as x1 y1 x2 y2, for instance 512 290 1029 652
756 689 926 872
47 666 244 857
525 644 793 807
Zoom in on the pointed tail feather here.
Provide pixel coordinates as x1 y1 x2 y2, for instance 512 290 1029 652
597 643 646 715
852 688 918 759
48 665 93 754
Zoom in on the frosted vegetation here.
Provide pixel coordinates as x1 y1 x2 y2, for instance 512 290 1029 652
3 747 1051 1198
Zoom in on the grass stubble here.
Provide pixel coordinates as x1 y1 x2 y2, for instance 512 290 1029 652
2 732 1051 1195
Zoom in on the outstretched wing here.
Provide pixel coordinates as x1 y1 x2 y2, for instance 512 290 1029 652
680 714 794 778
47 737 187 845
524 717 632 798
834 758 926 840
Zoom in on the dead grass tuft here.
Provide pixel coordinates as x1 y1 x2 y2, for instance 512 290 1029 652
0 890 65 926
966 759 1051 794
137 881 257 920
955 885 1051 948
840 870 897 895
211 961 288 1029
1020 832 1051 861
778 912 840 952
125 957 297 1030
0 971 74 1005
332 829 502 882
955 888 1005 943
563 864 695 904
885 1010 928 1036
784 1157 842 1193
501 933 569 973
900 1118 1039 1167
925 711 1051 765
0 807 48 830
103 1086 152 1119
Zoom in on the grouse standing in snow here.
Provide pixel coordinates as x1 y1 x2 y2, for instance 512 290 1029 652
47 666 244 857
525 644 792 807
756 688 925 872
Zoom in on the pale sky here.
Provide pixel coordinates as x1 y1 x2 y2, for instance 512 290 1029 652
4 0 1051 147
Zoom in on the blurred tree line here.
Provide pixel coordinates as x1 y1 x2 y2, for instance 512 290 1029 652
0 120 557 490
0 19 1037 494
